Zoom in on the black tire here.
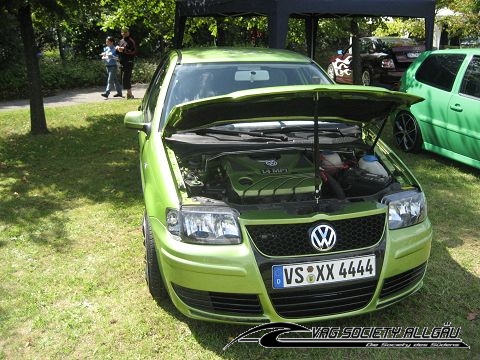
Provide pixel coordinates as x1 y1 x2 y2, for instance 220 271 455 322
361 69 371 86
393 110 423 153
143 213 168 301
327 64 336 82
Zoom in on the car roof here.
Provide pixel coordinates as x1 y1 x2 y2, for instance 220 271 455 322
176 47 314 64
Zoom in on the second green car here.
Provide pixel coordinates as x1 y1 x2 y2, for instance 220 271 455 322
394 48 480 169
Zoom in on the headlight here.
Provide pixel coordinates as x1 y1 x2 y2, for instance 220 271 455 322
166 206 242 245
381 58 395 69
381 190 427 229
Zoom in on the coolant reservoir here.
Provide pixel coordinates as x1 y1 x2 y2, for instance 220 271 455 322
358 155 388 177
321 151 343 173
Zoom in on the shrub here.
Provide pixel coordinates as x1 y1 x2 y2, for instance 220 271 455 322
0 57 158 101
132 59 158 84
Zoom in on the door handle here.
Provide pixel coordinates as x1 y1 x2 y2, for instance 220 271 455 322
449 104 463 112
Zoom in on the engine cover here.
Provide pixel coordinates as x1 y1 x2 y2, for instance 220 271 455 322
221 152 317 199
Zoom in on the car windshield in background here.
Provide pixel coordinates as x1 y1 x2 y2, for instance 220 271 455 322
377 38 418 51
163 62 331 121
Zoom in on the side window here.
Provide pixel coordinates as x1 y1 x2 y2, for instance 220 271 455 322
144 58 169 123
360 40 370 54
415 54 465 92
460 55 480 99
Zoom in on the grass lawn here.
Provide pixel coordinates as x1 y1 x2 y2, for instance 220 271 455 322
0 101 479 359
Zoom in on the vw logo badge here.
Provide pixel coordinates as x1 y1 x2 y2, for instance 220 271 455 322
310 224 336 252
264 160 278 167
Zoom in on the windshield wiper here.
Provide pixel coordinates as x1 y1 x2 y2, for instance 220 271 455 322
195 128 288 141
262 125 348 137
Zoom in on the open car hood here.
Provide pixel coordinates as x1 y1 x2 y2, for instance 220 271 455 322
164 84 423 134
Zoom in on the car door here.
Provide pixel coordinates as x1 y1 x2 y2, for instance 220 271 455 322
328 39 372 84
360 38 376 72
410 53 466 154
329 46 353 84
446 54 480 167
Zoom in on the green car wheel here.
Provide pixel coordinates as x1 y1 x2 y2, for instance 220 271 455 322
143 213 168 301
394 110 423 153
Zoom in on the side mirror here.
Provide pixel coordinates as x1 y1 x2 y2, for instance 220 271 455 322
124 110 151 134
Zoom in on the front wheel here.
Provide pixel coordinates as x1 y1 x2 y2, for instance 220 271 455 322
327 64 336 81
361 69 371 86
143 212 168 301
393 111 423 153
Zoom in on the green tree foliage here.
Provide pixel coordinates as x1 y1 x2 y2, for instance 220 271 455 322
436 0 480 39
373 18 426 39
9 0 480 63
99 0 176 55
3 0 480 106
373 0 480 42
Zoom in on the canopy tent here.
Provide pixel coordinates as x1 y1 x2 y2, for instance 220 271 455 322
174 0 436 57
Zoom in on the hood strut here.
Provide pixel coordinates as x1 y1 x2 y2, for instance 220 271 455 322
369 104 396 153
313 92 321 203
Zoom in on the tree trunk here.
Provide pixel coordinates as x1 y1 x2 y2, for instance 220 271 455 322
215 17 226 46
57 27 66 62
350 20 362 85
17 3 49 135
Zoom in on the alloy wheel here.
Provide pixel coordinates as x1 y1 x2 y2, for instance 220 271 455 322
327 64 336 81
393 111 422 153
361 70 371 86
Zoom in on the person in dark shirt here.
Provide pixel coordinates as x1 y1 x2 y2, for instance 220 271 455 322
116 27 137 99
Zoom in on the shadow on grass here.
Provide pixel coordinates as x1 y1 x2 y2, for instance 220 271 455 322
0 112 141 249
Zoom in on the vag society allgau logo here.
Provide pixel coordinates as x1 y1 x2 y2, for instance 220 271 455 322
310 224 336 251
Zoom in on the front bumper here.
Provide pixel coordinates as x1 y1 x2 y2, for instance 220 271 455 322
149 212 432 324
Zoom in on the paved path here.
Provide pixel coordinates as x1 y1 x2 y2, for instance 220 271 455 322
0 83 148 111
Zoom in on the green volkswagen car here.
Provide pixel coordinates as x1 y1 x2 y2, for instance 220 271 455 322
394 48 480 169
124 48 432 324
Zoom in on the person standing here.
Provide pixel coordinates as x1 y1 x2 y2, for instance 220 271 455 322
117 27 137 99
100 36 122 99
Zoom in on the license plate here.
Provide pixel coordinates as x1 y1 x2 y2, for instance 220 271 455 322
272 255 375 289
407 52 420 58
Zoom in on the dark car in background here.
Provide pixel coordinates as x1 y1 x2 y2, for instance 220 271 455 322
327 37 425 88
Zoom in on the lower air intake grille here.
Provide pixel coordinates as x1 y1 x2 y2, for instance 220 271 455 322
380 262 427 299
269 280 377 318
172 284 263 315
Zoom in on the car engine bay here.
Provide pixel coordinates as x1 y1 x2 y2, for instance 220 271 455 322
177 146 395 206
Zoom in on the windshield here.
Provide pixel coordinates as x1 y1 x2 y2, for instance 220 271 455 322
162 62 332 125
377 38 418 50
